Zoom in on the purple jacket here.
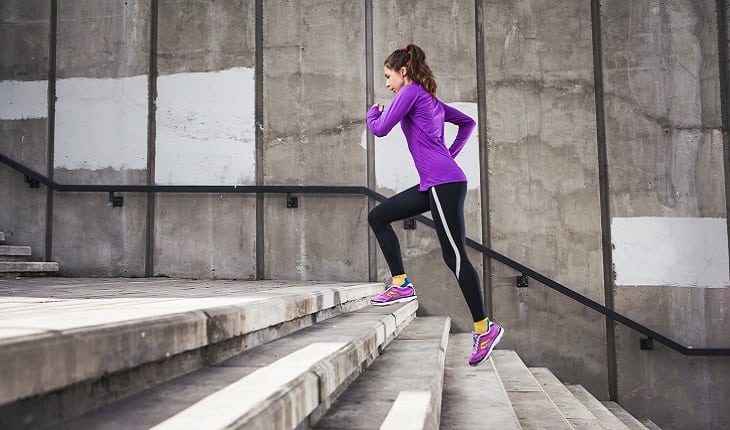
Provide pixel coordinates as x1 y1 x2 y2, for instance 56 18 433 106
367 83 476 191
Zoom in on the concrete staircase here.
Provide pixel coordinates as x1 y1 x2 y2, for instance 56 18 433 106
0 231 59 276
0 278 660 429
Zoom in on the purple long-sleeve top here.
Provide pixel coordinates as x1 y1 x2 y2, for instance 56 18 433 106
367 83 476 191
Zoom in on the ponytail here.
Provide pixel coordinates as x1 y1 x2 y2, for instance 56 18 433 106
384 43 437 96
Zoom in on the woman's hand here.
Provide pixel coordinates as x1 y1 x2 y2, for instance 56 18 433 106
372 103 385 113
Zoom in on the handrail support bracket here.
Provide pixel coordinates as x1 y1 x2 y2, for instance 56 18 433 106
640 337 654 351
286 193 298 208
516 273 529 288
109 192 124 208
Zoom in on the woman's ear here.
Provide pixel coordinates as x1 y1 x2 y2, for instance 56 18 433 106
400 66 408 78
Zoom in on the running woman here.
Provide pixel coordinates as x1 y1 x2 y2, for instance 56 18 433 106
366 44 503 366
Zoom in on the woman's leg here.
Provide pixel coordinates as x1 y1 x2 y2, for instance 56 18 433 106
427 182 487 322
368 185 430 276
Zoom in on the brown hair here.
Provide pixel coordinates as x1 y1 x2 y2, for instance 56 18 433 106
384 44 437 96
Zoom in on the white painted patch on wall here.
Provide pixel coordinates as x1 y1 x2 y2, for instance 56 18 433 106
367 101 480 193
55 75 148 170
612 217 729 288
0 80 48 120
155 67 256 185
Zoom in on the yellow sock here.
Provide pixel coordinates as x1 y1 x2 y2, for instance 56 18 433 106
392 274 407 287
474 318 490 334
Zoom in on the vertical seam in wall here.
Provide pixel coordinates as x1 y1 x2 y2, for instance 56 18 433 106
255 0 265 280
474 0 492 318
45 0 57 262
717 0 730 269
366 0 376 282
145 0 158 277
591 0 618 402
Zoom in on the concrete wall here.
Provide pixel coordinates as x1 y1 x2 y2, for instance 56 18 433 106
1 1 729 428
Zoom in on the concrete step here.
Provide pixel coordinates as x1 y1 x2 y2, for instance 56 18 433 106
530 368 606 429
441 335 521 429
603 401 650 430
0 245 32 261
566 385 630 430
58 300 418 430
0 279 385 428
491 350 572 429
0 261 58 273
641 419 663 430
314 316 450 430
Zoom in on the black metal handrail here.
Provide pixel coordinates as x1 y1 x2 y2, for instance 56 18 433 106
2 152 728 356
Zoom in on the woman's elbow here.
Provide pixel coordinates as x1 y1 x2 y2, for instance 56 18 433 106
369 127 388 138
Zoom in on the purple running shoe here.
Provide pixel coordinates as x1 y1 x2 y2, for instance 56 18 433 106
469 322 504 366
370 280 416 306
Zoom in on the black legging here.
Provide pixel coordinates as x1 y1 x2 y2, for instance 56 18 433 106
368 182 487 322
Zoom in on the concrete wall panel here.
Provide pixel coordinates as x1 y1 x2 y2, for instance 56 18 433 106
52 193 147 277
154 195 256 279
264 195 369 282
483 0 607 395
372 0 481 332
52 1 150 274
615 285 730 429
157 0 255 74
154 0 257 278
262 1 369 281
0 0 49 259
603 0 724 218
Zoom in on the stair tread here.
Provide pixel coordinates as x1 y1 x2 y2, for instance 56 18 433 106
0 261 58 273
602 401 650 430
0 279 383 406
530 368 606 429
492 350 572 429
0 245 31 256
314 316 450 430
62 301 418 430
566 385 630 430
440 335 521 430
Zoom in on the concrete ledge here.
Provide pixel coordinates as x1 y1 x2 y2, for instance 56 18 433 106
313 316 450 430
0 261 59 273
0 245 32 258
0 281 383 406
60 301 419 430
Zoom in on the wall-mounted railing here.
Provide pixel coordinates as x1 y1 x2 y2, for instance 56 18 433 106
2 152 729 356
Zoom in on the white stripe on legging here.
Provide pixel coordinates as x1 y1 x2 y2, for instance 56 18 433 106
430 187 461 280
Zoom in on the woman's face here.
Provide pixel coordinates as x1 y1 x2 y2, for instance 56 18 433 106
384 65 409 93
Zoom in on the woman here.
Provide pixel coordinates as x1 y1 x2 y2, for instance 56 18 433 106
367 44 503 366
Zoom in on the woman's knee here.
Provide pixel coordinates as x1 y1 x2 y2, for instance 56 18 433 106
368 206 383 228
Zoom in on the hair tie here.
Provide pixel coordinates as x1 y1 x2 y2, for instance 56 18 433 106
403 46 409 52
